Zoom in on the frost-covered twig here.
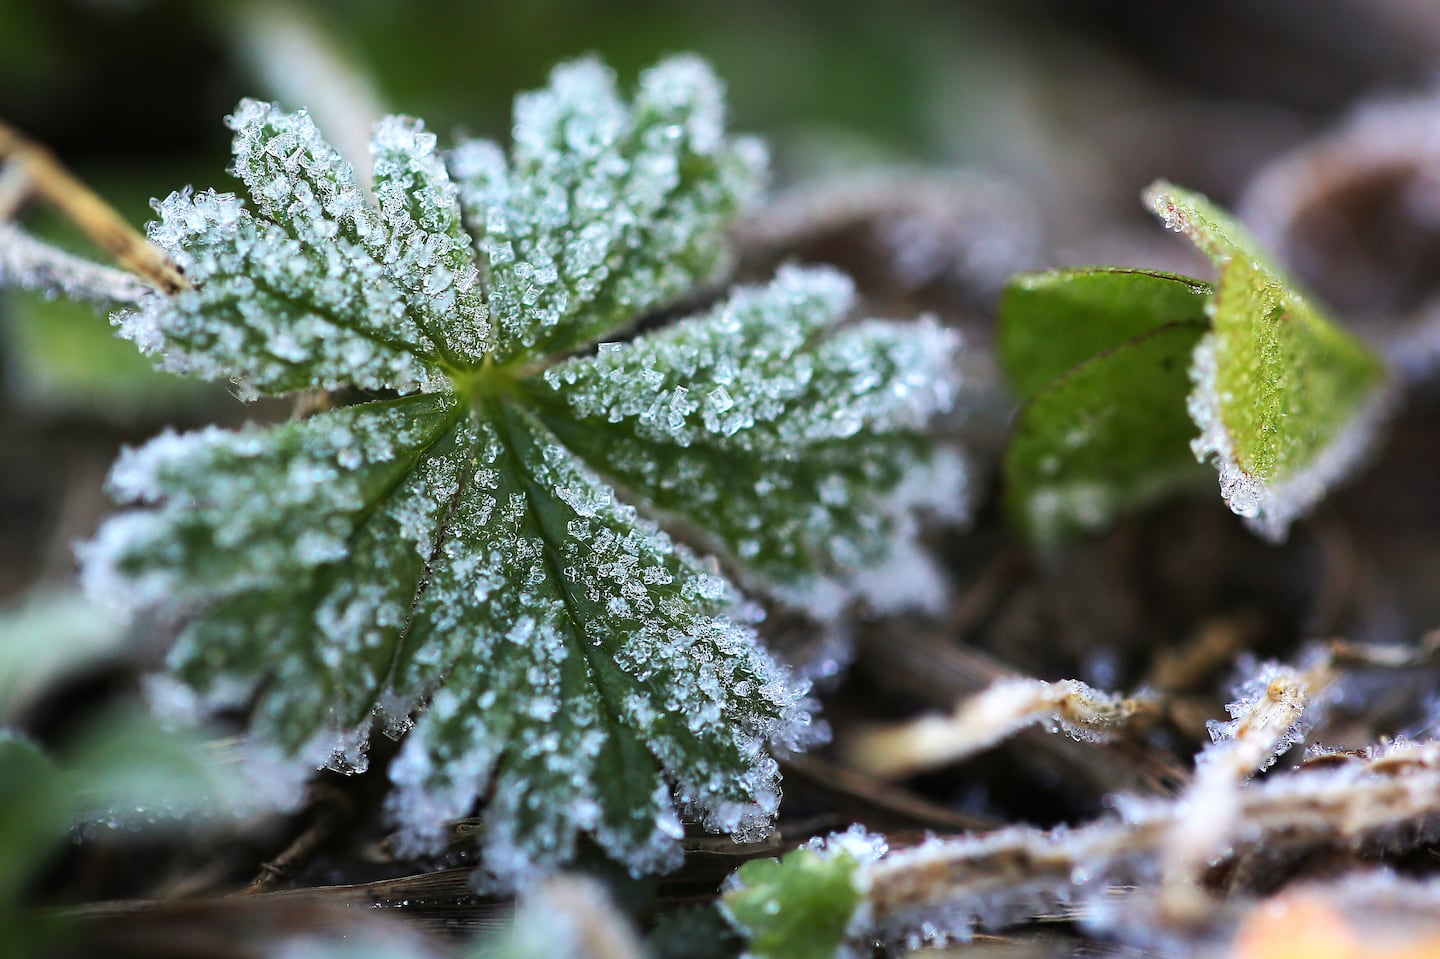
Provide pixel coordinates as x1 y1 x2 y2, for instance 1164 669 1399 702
845 677 1156 779
1157 637 1437 920
1157 657 1318 919
0 118 188 294
749 739 1440 953
0 222 153 305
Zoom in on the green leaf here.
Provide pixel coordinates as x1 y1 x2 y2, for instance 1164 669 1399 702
1146 180 1391 540
721 843 869 959
997 267 1213 542
80 56 961 888
0 590 126 722
451 56 765 364
0 712 270 950
997 267 1212 403
0 732 68 910
1004 321 1209 543
526 265 965 615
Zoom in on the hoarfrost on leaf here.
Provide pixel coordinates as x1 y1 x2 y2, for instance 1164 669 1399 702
78 54 961 889
531 264 965 616
1145 180 1390 541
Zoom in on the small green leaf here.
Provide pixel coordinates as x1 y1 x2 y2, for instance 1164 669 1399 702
1146 180 1390 540
1004 322 1210 543
998 267 1212 403
0 732 68 909
0 712 269 948
0 589 125 721
721 845 867 959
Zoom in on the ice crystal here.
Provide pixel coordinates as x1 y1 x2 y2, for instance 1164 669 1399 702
79 56 962 888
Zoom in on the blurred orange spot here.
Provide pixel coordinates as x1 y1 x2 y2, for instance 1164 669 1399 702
1231 893 1358 959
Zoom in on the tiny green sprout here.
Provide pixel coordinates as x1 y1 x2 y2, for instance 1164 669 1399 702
722 836 876 959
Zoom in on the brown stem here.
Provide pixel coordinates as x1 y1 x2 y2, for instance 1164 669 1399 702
0 117 190 294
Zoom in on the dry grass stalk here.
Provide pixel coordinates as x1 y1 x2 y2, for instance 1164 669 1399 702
0 117 189 295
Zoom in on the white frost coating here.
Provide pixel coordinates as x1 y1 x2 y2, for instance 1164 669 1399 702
541 265 966 619
1201 658 1317 775
0 222 154 305
369 114 492 363
1157 655 1321 916
846 676 1153 779
381 412 819 889
451 55 766 362
1187 333 1391 542
797 739 1440 951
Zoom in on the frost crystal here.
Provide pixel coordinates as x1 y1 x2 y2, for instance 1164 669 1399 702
79 56 961 888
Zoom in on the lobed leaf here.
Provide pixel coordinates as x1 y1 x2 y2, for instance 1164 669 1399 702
82 56 960 888
528 265 965 615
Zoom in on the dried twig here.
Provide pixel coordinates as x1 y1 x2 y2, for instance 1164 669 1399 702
782 753 999 831
845 677 1157 779
855 739 1440 946
856 626 1187 797
0 117 189 294
241 785 355 895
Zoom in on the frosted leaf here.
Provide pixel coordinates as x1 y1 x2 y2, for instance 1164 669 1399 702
80 394 470 761
527 265 965 615
78 55 955 891
1146 181 1391 541
370 115 493 364
450 55 766 363
118 187 444 397
384 404 814 887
